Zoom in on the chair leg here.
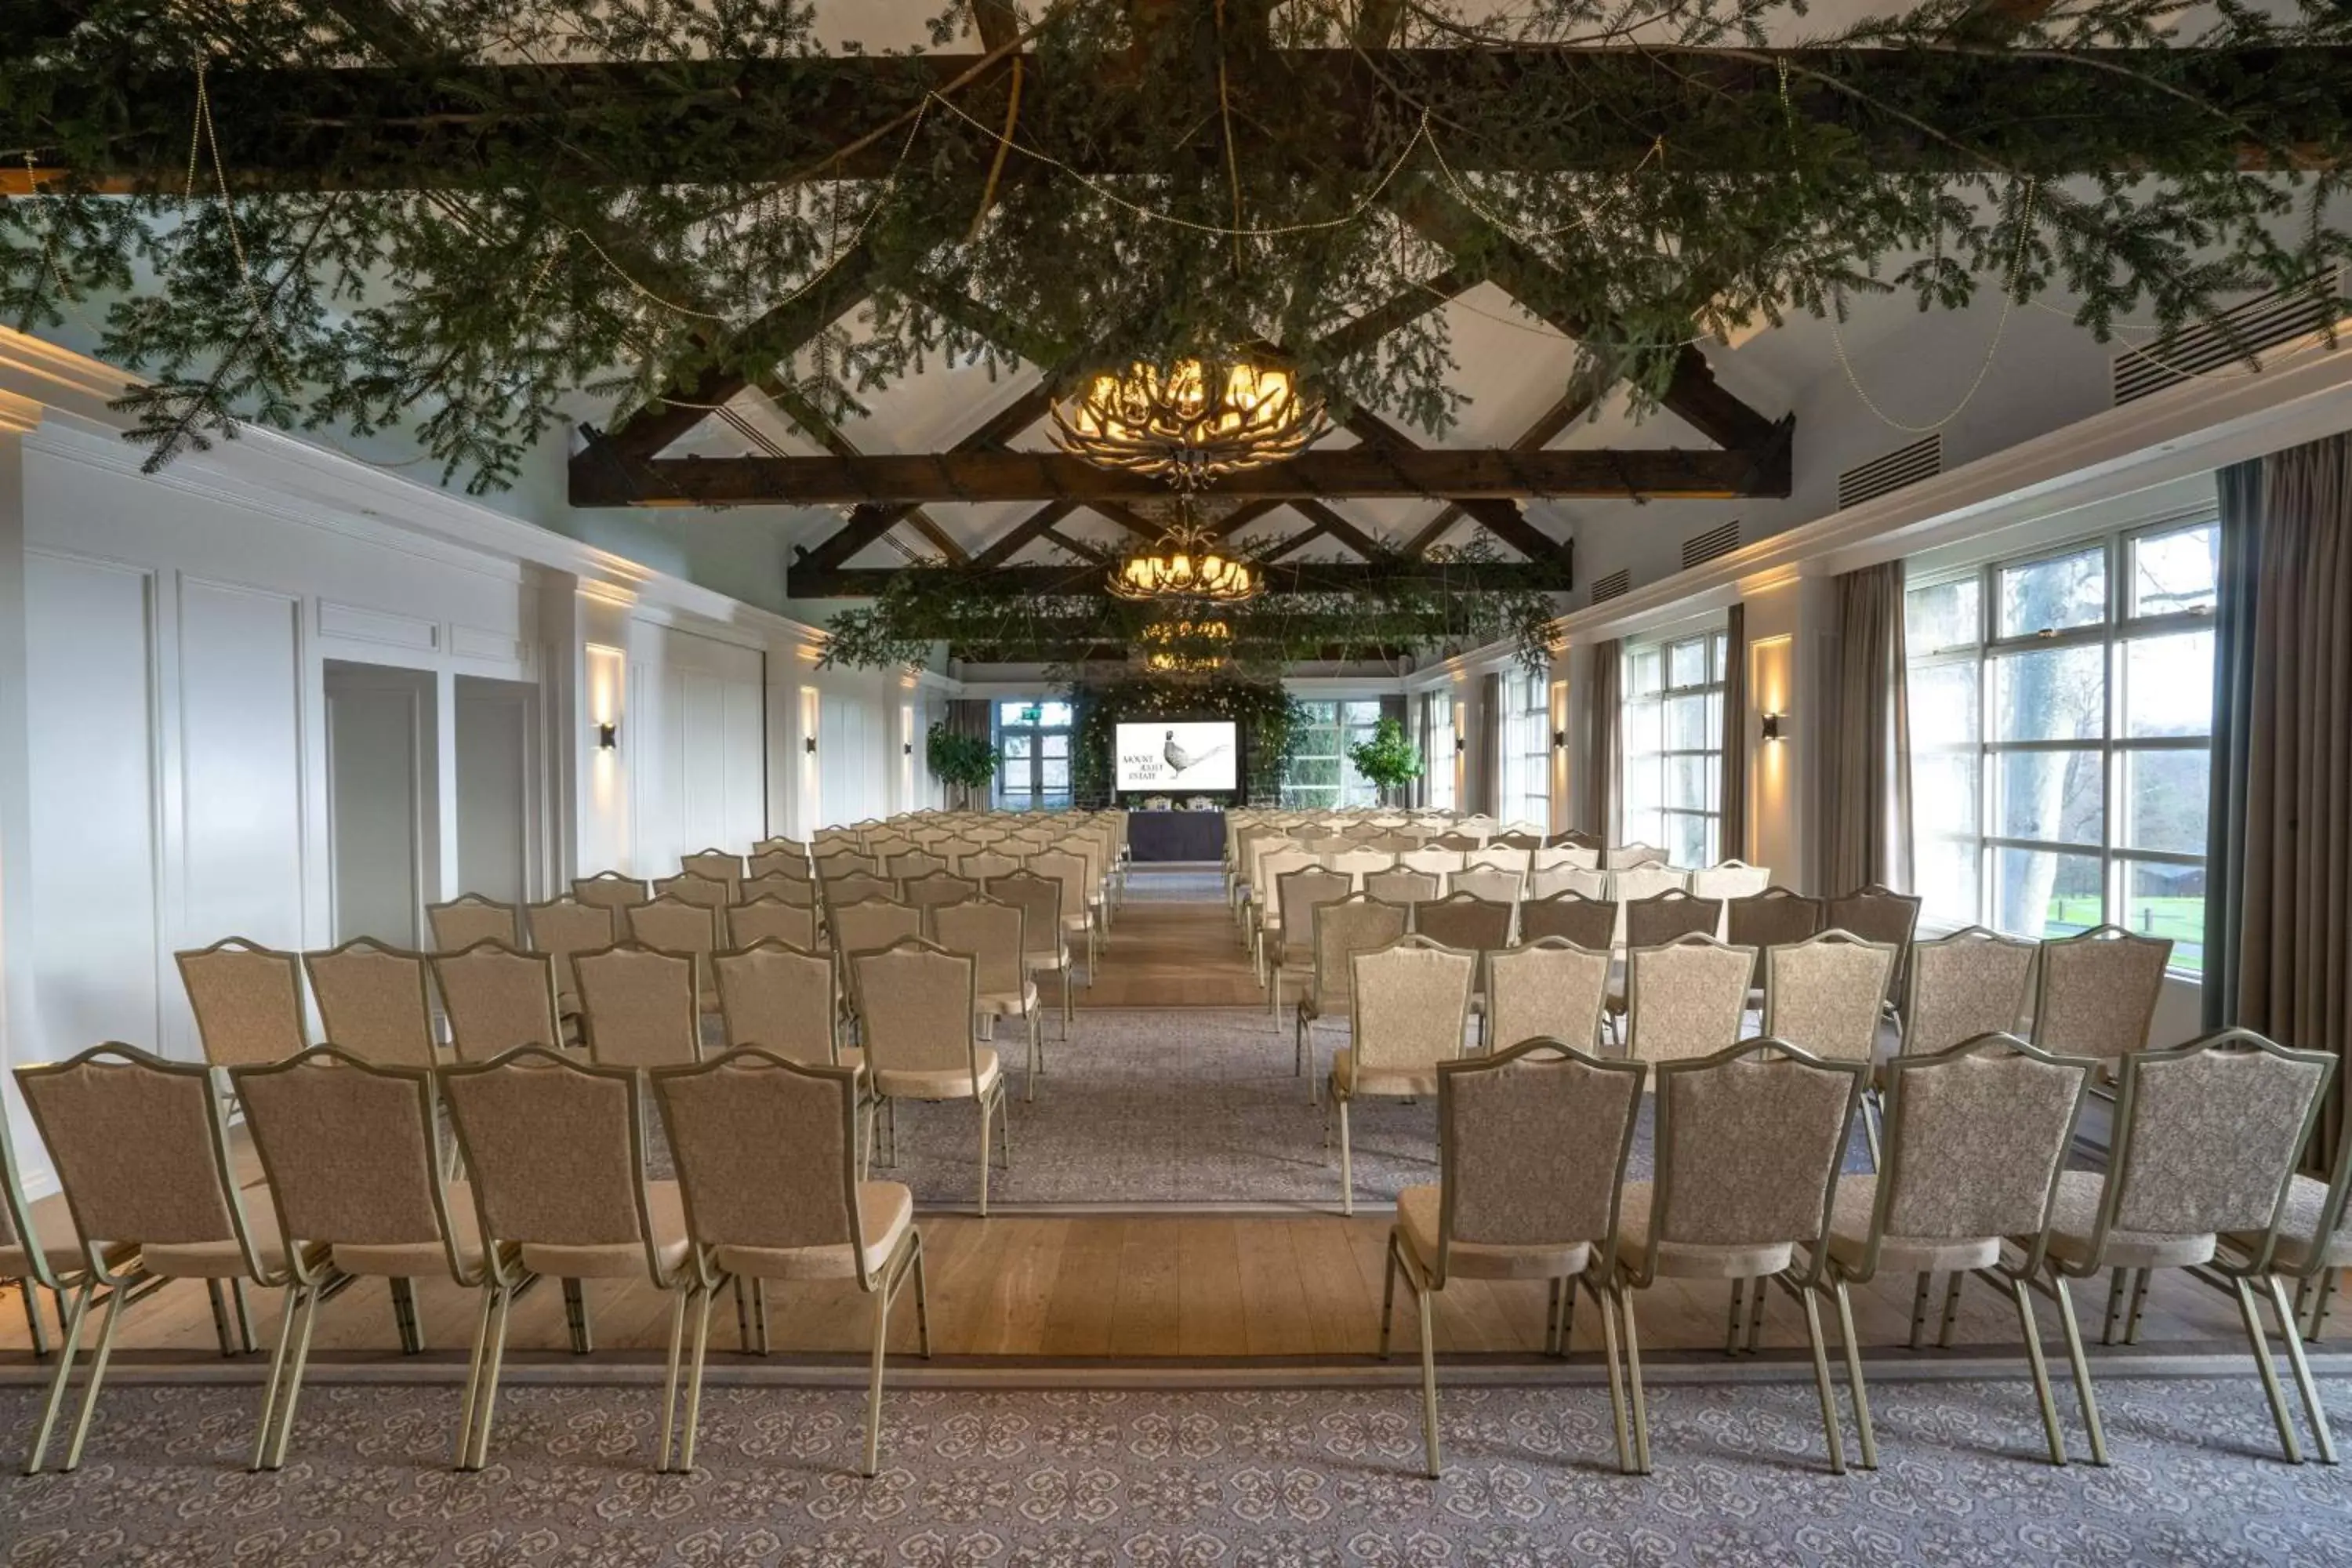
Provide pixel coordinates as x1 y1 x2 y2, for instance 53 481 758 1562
1831 1279 1878 1470
390 1277 425 1355
229 1279 256 1354
60 1272 132 1472
1377 1233 1399 1360
2308 1269 2340 1343
753 1279 771 1357
563 1278 593 1354
1556 1276 1578 1356
1621 1283 1652 1475
1595 1279 1632 1475
865 1278 891 1477
18 1279 50 1357
1908 1272 1934 1350
1725 1278 1748 1356
912 1236 934 1359
2049 1272 2108 1466
24 1281 92 1475
464 1284 515 1472
1544 1279 1563 1356
2267 1274 2337 1465
1796 1281 1846 1475
732 1276 753 1352
2234 1274 2303 1463
1338 1098 1355 1217
1416 1283 1441 1478
207 1278 237 1357
2007 1274 2067 1466
2124 1267 2153 1346
456 1285 499 1470
252 1282 306 1472
978 1098 993 1217
1744 1272 1769 1353
657 1287 691 1474
263 1281 321 1472
1937 1271 1966 1348
2100 1266 2129 1345
996 1085 1013 1168
677 1283 717 1473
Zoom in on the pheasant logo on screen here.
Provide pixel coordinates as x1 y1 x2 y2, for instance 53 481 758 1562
1163 729 1229 776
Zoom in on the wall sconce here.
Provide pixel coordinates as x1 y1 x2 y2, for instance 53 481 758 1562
903 742 914 756
1552 728 1568 750
1452 730 1465 755
805 736 818 755
595 721 618 750
1761 712 1787 742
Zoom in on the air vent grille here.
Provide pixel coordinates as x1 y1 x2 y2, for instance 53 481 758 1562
1838 434 1941 510
2113 275 2343 405
1681 521 1741 570
1591 568 1632 604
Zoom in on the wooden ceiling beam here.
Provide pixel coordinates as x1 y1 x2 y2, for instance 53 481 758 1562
580 445 1785 507
1286 497 1388 561
789 557 1567 598
970 499 1081 568
1340 406 1572 563
760 380 967 563
1402 369 1613 555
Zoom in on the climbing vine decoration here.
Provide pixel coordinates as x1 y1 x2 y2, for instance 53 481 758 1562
2 1 2349 492
1069 674 1308 806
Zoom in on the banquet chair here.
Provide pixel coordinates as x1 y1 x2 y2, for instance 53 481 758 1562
728 896 821 953
1826 885 1923 1011
2045 1029 2333 1464
1366 867 1441 906
1688 859 1773 905
1431 832 1481 851
1607 1038 1867 1473
1267 866 1355 1022
439 1048 692 1470
2242 1106 2352 1344
713 941 850 1080
958 850 1022 886
426 894 522 953
749 850 809 880
430 941 564 1062
1383 1037 1646 1475
990 872 1075 1040
741 873 819 907
572 871 651 913
1530 863 1610 901
814 851 879 880
1028 851 1101 981
1294 895 1410 1087
1448 866 1524 905
0 1083 134 1394
680 850 745 898
653 873 733 944
1606 843 1669 870
1533 844 1602 873
230 1047 487 1469
829 898 924 988
1900 927 2038 1058
1517 890 1618 950
824 872 898 911
1726 887 1826 988
524 897 615 1034
648 1053 929 1475
1810 1033 2093 1469
16 1045 310 1474
1762 932 1898 1065
624 898 722 1011
304 937 440 1067
1486 938 1611 1054
574 944 702 1069
887 849 948 883
1623 935 1755 1065
1327 847 1395 891
934 898 1044 1099
1329 936 1478 1214
1399 847 1465 882
853 940 1011 1214
903 871 982 932
1623 889 1723 949
1247 844 1315 955
1609 865 1689 946
1468 844 1532 875
176 938 307 1067
2031 926 2173 1073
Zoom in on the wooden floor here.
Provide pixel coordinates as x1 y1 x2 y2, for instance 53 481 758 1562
0 867 2290 1367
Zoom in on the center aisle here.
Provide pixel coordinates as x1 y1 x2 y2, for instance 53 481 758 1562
1075 865 1264 1008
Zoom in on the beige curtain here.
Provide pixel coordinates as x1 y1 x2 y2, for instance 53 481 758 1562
1471 672 1504 817
2208 434 2352 1163
1719 604 1748 863
1818 563 1913 895
1581 638 1621 841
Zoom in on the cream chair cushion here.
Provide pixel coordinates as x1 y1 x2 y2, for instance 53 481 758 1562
1330 1049 1438 1099
1612 1182 1797 1281
2228 1173 2352 1272
873 1046 1002 1102
1396 1185 1591 1281
979 982 1040 1017
517 1178 691 1279
714 1181 913 1282
1819 1178 2002 1275
2045 1171 2217 1270
141 1205 319 1279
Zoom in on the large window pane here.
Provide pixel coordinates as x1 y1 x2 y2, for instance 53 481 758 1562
1993 750 2104 845
2122 631 2214 739
2123 860 2206 975
1628 647 1663 699
1908 661 1980 750
1991 645 2105 742
1666 694 1711 750
1667 813 1711 869
1002 735 1032 761
2122 749 2209 856
2129 523 2218 619
1669 637 1708 688
1906 578 1981 654
1992 847 2105 940
1914 753 1980 837
1667 755 1708 811
1998 546 2107 638
1918 836 1981 927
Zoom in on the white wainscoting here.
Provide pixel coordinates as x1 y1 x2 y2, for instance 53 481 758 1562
629 621 767 876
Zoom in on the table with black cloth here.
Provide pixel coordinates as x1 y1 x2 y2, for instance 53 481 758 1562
1124 808 1228 862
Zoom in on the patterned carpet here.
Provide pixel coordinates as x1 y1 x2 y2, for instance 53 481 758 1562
7 1376 2350 1565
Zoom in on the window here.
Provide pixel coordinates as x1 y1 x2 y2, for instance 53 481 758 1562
994 699 1074 811
1905 517 2216 973
1422 690 1456 810
1501 669 1552 829
1281 699 1386 809
1621 629 1728 869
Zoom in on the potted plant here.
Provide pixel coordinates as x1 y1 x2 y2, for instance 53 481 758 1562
1348 717 1425 808
927 720 1001 809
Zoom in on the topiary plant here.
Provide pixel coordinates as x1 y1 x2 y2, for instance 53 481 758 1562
1348 717 1425 808
926 721 1000 808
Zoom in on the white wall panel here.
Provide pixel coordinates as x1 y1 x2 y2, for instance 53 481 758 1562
24 552 162 1058
630 621 766 869
325 665 427 946
178 579 307 955
455 681 532 904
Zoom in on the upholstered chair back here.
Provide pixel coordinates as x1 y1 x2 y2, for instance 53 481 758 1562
1487 939 1612 1053
574 944 700 1068
304 938 437 1068
430 941 562 1062
176 938 307 1066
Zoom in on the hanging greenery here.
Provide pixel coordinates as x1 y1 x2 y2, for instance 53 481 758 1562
1069 673 1308 806
817 534 1563 672
3 2 2349 492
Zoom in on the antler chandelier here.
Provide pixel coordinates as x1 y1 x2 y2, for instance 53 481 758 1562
1136 616 1232 673
1105 501 1260 604
1051 356 1327 491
